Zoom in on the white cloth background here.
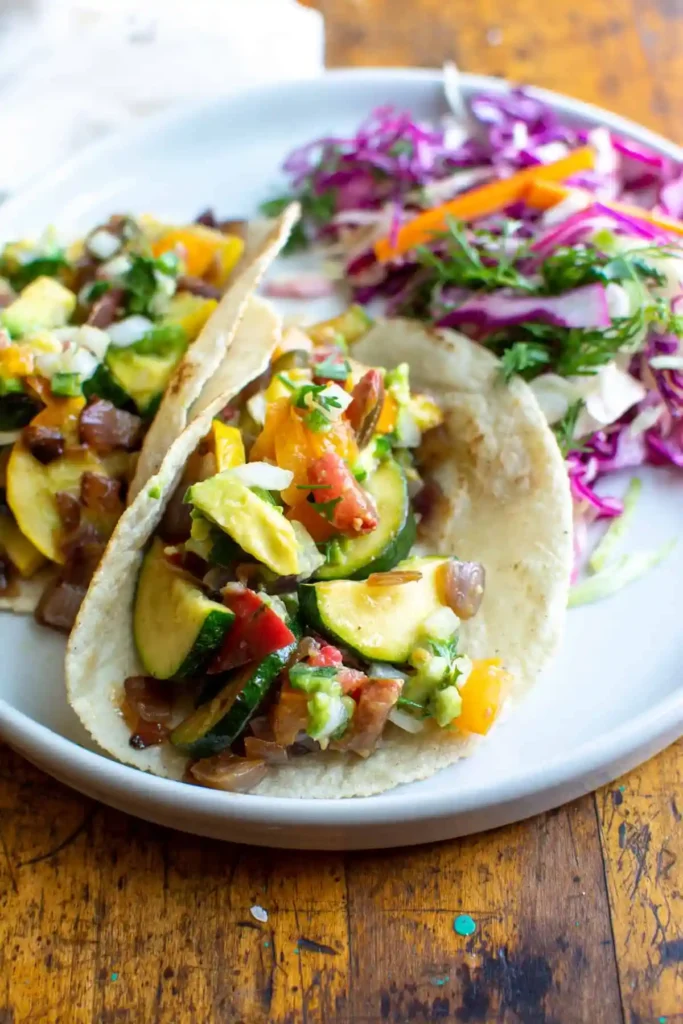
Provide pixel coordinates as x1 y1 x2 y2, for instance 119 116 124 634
0 0 324 197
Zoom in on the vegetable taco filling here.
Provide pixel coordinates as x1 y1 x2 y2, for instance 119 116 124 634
66 305 573 798
0 207 296 628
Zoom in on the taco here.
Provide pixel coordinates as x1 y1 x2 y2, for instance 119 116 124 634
0 204 299 628
66 312 572 798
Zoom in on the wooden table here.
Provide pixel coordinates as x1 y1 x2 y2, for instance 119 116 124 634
2 2 683 1020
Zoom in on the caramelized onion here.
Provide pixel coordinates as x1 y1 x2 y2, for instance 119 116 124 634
55 491 82 532
177 275 221 299
86 287 124 328
35 577 86 633
123 676 172 749
243 737 289 764
441 559 486 620
0 555 10 593
79 399 142 453
189 753 267 792
367 570 423 587
346 369 384 449
23 424 65 465
80 471 122 513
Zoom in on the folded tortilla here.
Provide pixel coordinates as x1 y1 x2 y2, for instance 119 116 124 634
66 319 573 798
0 203 299 614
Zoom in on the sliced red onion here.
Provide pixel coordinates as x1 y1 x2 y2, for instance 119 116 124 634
437 283 610 331
263 275 335 299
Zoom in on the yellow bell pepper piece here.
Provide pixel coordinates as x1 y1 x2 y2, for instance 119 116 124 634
409 393 444 433
165 293 218 342
212 421 245 471
206 234 244 288
0 515 45 577
264 368 310 405
0 345 34 378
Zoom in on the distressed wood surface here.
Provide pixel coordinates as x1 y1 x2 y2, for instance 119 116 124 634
2 1 683 1021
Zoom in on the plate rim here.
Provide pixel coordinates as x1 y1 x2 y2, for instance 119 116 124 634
1 67 682 836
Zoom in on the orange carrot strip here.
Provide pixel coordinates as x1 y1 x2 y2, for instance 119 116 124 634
374 146 596 262
524 178 683 238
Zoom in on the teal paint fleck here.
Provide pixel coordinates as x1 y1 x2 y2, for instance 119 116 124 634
264 940 270 948
659 1017 666 1023
111 973 119 982
294 948 300 955
430 976 449 987
618 785 626 793
454 914 476 937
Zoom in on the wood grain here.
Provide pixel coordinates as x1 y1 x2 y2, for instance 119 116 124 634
2 1 683 1021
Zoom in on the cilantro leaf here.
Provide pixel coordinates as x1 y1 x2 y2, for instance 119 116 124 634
313 496 342 522
500 342 551 382
553 400 586 457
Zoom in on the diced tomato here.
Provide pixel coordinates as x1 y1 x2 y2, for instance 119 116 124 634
309 451 378 535
333 677 401 755
457 659 510 735
308 644 343 668
286 500 337 543
208 588 295 674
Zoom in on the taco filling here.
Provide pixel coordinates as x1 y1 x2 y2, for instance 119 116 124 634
110 313 508 791
0 211 276 629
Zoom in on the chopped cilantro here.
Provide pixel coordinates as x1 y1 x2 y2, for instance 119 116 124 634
553 401 586 457
147 484 161 499
313 357 351 382
313 496 342 522
500 342 551 382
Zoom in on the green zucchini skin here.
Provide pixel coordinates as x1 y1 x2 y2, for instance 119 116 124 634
314 460 415 581
171 622 300 759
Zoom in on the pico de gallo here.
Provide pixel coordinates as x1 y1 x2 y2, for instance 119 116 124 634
0 210 244 629
121 308 510 792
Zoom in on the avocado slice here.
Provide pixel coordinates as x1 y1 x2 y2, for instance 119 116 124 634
170 637 297 759
134 538 234 679
187 472 300 577
315 460 415 581
306 305 373 347
2 276 76 337
299 556 451 663
105 348 183 416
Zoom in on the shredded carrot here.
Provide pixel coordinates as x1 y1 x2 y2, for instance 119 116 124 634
523 178 683 239
374 146 596 262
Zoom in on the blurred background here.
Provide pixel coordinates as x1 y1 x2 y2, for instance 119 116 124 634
1 0 681 199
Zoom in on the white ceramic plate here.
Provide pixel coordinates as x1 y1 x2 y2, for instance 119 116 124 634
1 70 682 850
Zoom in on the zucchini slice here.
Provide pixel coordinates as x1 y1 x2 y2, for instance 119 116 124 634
134 538 234 680
299 556 450 663
170 640 296 759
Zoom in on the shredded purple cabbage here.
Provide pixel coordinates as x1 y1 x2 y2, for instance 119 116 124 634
271 85 683 564
437 283 610 331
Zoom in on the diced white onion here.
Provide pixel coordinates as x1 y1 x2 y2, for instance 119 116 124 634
541 191 591 227
368 663 408 680
86 229 121 261
54 325 110 360
388 708 425 734
394 408 421 448
107 315 153 348
422 606 460 640
246 392 268 426
60 345 98 379
100 254 132 280
605 283 631 319
228 462 294 490
628 403 664 437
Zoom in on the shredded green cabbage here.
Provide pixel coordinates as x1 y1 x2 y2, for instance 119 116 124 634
589 477 642 573
569 539 676 607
